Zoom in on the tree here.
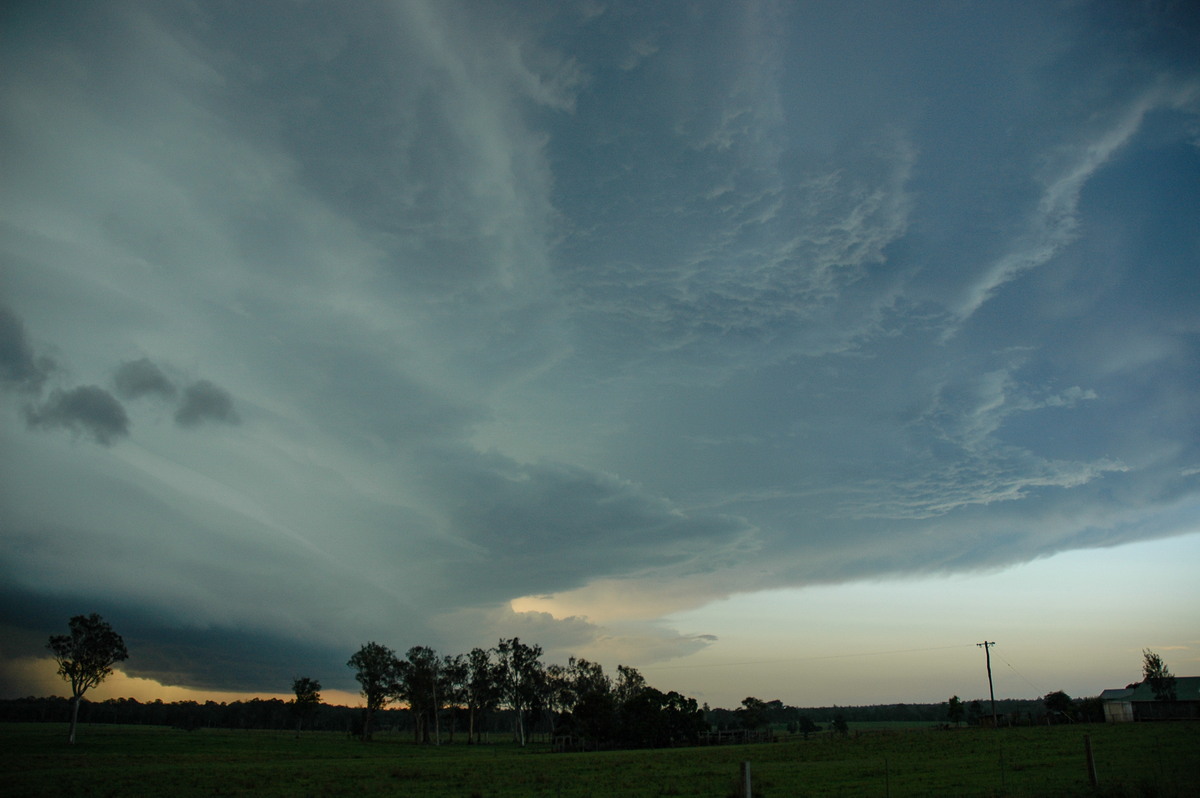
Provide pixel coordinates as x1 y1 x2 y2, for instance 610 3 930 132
831 713 849 736
568 658 611 703
565 657 615 747
397 646 439 744
1142 649 1177 701
539 657 617 748
736 696 769 731
1074 695 1104 723
795 715 819 739
613 664 647 706
347 642 401 740
290 677 321 737
464 647 499 744
545 661 572 718
439 653 468 744
47 613 129 744
396 646 461 745
619 687 705 748
1042 690 1073 720
946 695 964 726
495 637 544 746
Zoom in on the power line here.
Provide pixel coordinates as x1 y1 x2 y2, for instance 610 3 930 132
991 647 1045 696
641 643 976 671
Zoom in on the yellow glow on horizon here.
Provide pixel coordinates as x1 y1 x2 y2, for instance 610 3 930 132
7 656 363 707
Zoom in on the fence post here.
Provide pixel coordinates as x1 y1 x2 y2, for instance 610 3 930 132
1084 734 1099 787
741 761 752 798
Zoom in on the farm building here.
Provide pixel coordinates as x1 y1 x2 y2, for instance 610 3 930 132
1100 676 1200 722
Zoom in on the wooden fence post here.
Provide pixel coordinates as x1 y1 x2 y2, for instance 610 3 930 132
741 761 752 798
1084 734 1099 787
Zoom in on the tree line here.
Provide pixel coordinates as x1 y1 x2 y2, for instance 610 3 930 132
344 637 708 750
31 616 711 749
0 694 391 732
36 614 1163 746
0 692 1096 736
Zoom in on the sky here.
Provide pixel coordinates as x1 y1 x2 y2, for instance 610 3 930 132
1 0 1198 711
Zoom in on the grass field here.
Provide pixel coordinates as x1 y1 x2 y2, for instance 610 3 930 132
2 721 1197 797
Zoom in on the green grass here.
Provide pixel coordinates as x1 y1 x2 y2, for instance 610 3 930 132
2 722 1197 797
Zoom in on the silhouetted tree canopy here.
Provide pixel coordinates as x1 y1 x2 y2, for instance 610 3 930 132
347 642 401 740
47 613 128 744
946 695 965 726
1042 690 1073 716
495 637 543 747
290 677 321 735
1142 649 1177 701
736 697 770 730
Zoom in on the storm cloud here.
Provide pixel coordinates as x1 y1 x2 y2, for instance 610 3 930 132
25 385 130 446
114 358 176 401
174 380 239 428
0 305 53 393
0 1 1197 698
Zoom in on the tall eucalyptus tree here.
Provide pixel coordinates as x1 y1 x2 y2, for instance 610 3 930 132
347 642 401 740
47 613 128 744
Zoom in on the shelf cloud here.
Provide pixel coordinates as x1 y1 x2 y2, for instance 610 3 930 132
1 1 1197 697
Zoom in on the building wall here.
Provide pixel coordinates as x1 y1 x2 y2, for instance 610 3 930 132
1133 701 1200 721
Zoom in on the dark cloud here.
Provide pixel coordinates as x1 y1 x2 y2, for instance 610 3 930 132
0 304 54 393
425 453 752 601
0 586 351 692
26 385 130 445
123 625 348 692
175 380 239 428
114 357 176 400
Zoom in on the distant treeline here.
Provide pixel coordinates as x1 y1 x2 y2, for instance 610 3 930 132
0 693 1101 735
0 695 497 737
0 693 696 744
704 697 1103 729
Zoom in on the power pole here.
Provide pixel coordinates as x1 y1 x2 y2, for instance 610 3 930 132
978 641 997 727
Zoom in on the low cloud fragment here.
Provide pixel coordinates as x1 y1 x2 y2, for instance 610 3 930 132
175 380 239 428
0 305 54 393
114 357 176 400
26 385 130 445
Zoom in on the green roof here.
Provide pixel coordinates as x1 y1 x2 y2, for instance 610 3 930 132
1103 676 1200 702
